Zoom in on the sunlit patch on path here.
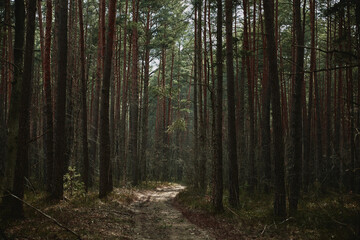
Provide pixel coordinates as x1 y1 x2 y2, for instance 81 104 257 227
130 183 214 240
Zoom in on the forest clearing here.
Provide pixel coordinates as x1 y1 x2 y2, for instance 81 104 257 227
0 0 360 239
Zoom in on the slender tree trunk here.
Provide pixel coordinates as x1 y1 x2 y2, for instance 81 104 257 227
197 0 206 193
129 0 140 185
2 0 25 199
193 6 199 189
288 0 304 214
243 0 255 192
11 0 36 217
119 0 129 184
78 0 89 192
0 3 7 185
43 0 54 192
325 0 332 190
263 0 286 218
212 0 223 212
52 0 68 200
140 8 151 182
260 0 271 193
99 0 117 198
356 0 360 194
226 0 239 208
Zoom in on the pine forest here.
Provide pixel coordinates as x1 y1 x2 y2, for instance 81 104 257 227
0 0 359 239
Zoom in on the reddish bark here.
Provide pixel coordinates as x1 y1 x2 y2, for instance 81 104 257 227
99 0 117 198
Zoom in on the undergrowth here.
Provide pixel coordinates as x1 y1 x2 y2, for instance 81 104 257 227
175 188 360 240
1 181 177 239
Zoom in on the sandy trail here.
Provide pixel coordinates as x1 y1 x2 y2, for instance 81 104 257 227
129 184 214 240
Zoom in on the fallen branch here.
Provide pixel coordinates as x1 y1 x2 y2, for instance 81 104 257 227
260 217 294 236
225 206 240 218
7 191 82 240
260 224 267 235
279 217 295 225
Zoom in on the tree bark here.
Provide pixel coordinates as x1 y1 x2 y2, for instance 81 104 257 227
263 0 286 219
42 0 54 192
78 0 90 192
129 0 140 186
226 0 239 208
260 0 271 193
119 0 129 184
243 0 256 192
11 0 36 217
193 6 199 189
288 0 305 214
99 0 117 197
53 0 68 200
140 8 151 182
2 0 25 199
212 0 224 212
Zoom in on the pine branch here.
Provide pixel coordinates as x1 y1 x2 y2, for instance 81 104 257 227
6 191 82 240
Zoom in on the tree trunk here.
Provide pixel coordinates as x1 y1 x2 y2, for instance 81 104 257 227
140 7 151 182
11 0 36 217
243 0 255 192
99 0 117 197
197 0 206 193
119 0 129 184
78 0 89 192
129 0 140 186
288 0 305 214
324 0 333 190
42 0 54 192
263 0 286 218
226 0 239 208
356 0 360 194
193 6 199 189
53 0 68 200
212 0 223 212
2 0 25 199
260 0 271 193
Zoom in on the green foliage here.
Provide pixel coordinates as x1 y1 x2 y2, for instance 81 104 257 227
166 118 187 133
63 166 85 198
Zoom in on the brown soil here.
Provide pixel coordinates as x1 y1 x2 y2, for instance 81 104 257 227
130 184 214 240
3 184 215 240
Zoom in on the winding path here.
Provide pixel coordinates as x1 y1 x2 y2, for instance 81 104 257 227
130 184 214 240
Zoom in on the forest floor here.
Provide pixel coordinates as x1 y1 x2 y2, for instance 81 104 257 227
1 183 359 240
1 183 213 240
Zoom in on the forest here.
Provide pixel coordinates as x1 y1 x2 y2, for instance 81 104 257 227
0 0 359 239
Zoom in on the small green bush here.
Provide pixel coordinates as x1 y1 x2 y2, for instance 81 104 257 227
63 166 85 198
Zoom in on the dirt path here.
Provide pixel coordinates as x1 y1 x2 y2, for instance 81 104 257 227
129 184 214 240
